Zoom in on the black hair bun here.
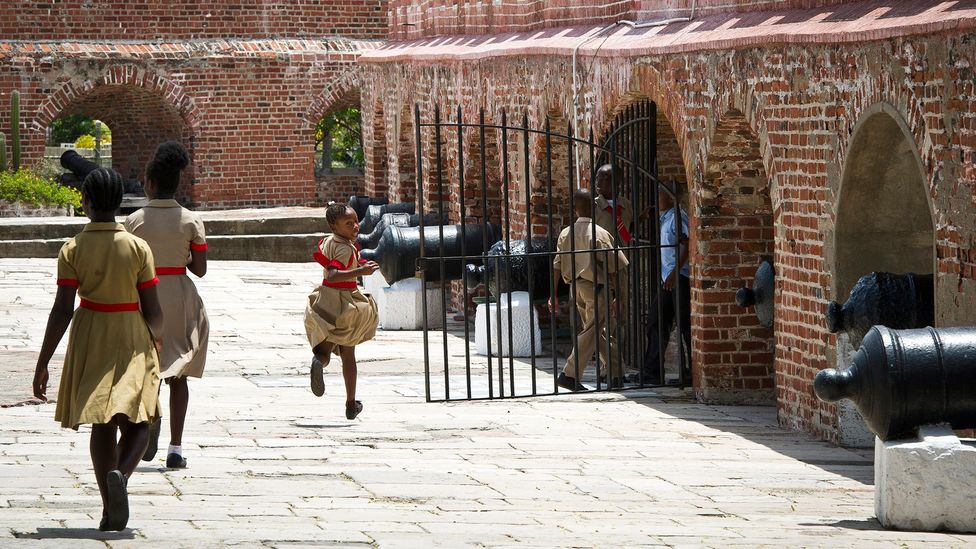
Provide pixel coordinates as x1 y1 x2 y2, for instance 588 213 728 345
154 141 189 171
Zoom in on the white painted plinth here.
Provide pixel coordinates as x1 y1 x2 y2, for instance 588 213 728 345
362 271 389 327
836 333 875 448
381 278 443 330
475 291 542 357
876 425 976 532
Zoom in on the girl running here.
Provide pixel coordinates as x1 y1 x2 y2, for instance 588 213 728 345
304 202 379 419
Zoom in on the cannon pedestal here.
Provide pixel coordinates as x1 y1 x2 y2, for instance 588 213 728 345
474 292 542 357
362 271 389 328
876 425 976 533
381 279 443 330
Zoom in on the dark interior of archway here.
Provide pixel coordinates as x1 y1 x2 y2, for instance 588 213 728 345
54 85 192 200
835 112 934 300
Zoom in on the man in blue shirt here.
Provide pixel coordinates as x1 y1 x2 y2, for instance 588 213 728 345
641 180 691 384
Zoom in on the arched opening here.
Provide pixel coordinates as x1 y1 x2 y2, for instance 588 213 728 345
44 116 114 185
834 105 934 301
311 91 366 204
43 85 193 201
698 109 775 404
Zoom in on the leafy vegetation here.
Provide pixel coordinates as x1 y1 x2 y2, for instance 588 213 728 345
0 168 81 209
316 107 364 171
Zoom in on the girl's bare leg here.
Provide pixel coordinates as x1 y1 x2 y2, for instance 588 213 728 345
90 423 119 511
338 345 357 403
115 415 149 478
168 377 189 447
313 341 336 366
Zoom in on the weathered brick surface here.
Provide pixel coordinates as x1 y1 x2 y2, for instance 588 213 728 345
361 2 976 440
0 39 380 209
0 1 386 40
388 0 852 39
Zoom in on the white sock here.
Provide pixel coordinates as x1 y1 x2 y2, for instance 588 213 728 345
168 445 182 456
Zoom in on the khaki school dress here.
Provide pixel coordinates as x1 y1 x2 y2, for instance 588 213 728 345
54 222 162 430
304 235 378 353
125 199 210 379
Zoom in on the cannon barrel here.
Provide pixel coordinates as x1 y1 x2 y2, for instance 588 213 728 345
825 272 934 349
360 223 501 285
347 195 389 222
60 150 100 182
356 211 449 249
359 202 416 234
814 326 976 441
464 239 553 300
734 259 775 329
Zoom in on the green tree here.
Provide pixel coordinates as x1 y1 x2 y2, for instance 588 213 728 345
315 107 363 172
49 115 96 146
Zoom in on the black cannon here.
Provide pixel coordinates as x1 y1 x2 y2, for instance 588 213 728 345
60 150 145 195
814 326 976 441
735 259 775 329
360 223 501 285
359 202 417 234
347 195 388 223
356 211 449 250
825 272 934 349
58 150 100 190
464 239 553 300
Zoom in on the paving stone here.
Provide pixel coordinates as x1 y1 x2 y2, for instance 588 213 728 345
1 259 972 547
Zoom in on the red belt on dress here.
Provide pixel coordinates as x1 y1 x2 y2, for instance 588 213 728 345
323 280 357 289
80 298 140 312
156 266 187 276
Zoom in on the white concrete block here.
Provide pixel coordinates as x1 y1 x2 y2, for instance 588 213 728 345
474 291 542 357
835 333 875 448
362 271 389 327
875 425 976 532
381 278 443 330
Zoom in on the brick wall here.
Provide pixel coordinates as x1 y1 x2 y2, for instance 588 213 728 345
0 1 386 40
361 5 976 440
0 39 380 209
315 169 366 205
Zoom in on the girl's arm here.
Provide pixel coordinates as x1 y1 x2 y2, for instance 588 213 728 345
325 261 379 283
33 286 77 400
138 285 164 345
187 248 207 278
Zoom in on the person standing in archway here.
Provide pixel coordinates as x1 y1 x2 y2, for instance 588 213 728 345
641 180 691 384
593 164 634 380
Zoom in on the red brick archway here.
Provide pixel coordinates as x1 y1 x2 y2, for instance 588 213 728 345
32 65 200 200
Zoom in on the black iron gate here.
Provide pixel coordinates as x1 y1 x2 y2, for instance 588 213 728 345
413 101 689 402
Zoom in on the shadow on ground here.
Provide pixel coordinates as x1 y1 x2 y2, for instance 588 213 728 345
14 528 136 540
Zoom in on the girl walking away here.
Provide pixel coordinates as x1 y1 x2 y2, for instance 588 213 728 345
124 141 209 470
304 202 379 419
32 168 163 532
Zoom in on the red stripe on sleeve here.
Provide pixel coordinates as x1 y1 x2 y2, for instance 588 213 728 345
190 242 208 252
136 276 159 289
327 259 346 270
57 278 79 287
313 251 330 268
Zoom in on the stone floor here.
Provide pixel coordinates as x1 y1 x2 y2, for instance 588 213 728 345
0 258 971 547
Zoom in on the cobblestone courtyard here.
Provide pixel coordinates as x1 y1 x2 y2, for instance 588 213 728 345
0 258 970 547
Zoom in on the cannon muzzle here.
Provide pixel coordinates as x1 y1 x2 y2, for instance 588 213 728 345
815 326 976 440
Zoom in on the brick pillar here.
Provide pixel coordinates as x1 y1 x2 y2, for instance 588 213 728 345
692 109 775 404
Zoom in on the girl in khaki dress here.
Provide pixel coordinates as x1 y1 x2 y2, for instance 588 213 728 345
33 168 163 532
305 202 379 419
124 141 208 470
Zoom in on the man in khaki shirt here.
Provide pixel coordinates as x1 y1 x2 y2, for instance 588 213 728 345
549 189 629 391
